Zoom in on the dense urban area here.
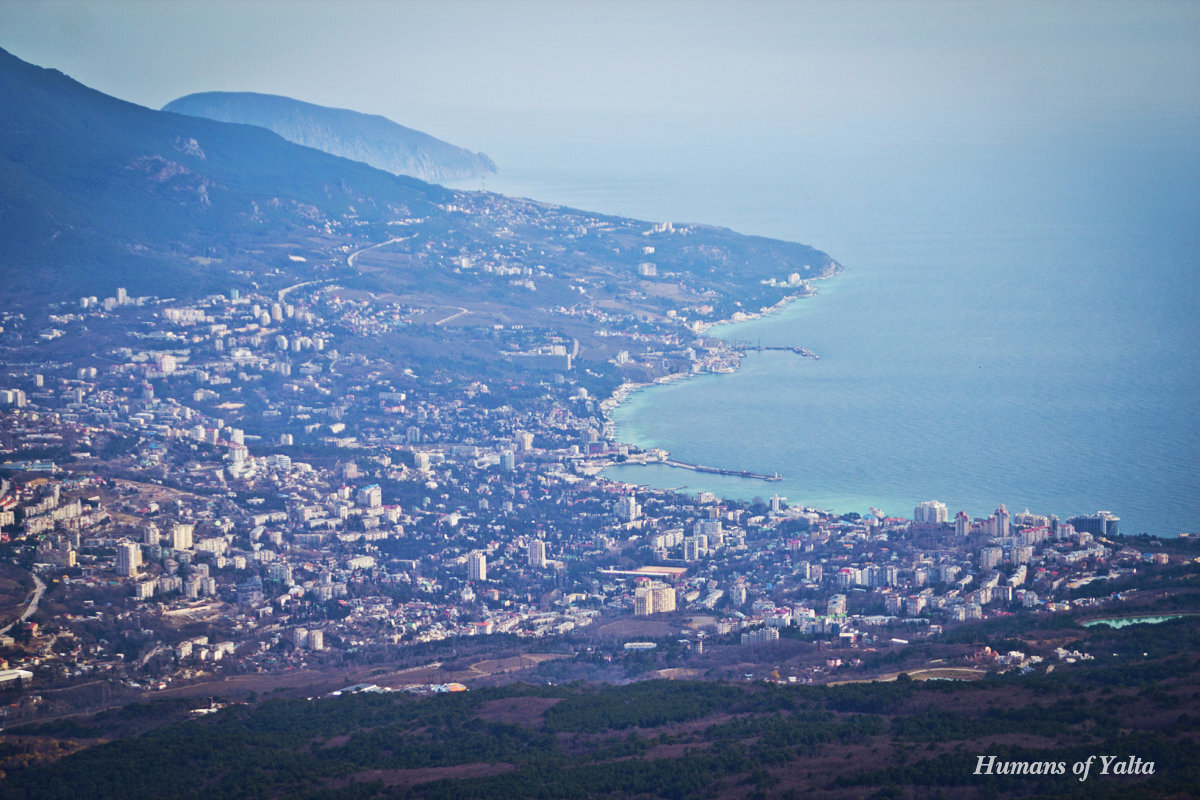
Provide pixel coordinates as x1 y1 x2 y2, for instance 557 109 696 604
0 263 1186 723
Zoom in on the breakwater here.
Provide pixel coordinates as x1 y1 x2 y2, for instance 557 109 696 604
661 458 781 482
728 341 820 360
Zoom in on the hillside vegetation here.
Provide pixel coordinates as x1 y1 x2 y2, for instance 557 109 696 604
2 613 1198 799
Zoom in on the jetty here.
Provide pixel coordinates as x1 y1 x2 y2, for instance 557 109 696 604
728 340 820 360
662 459 782 481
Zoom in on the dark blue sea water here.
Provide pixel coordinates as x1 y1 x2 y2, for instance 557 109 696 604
450 111 1200 536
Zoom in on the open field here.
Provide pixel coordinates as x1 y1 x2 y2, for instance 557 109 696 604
829 666 989 685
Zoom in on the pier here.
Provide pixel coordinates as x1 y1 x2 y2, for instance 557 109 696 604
728 340 820 360
661 458 782 481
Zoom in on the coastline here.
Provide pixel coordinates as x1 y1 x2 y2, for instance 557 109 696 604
597 269 841 491
690 287 812 336
598 288 817 416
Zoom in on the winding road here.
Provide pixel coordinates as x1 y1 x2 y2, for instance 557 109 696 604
346 234 414 269
275 233 417 302
0 571 46 636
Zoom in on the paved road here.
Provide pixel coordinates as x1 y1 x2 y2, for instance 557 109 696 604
0 571 45 636
275 234 415 302
433 306 469 326
346 234 413 269
277 278 333 303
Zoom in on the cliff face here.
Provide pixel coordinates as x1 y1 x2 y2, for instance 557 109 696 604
163 92 496 182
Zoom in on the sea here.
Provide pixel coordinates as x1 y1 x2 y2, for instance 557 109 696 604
446 109 1200 537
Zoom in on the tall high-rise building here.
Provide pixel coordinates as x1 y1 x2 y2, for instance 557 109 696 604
653 584 676 614
914 500 948 525
528 539 547 568
634 581 676 615
634 585 654 616
954 510 971 537
614 495 641 522
1 389 28 408
116 541 141 577
467 551 487 581
171 523 194 551
994 504 1011 537
683 536 705 562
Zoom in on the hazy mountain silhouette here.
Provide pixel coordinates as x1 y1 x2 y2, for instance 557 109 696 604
0 47 836 319
0 47 449 298
164 92 496 183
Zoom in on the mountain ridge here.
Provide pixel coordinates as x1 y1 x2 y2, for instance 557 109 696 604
0 45 838 330
163 91 496 183
0 46 450 298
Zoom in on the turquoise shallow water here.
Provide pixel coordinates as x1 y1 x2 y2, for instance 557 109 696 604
451 113 1200 536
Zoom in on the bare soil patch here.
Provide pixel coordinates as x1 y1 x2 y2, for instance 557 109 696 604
828 666 987 686
651 668 705 680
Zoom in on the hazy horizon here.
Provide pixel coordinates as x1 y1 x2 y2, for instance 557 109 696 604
2 0 1197 161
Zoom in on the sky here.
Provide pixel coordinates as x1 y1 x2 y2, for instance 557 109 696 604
2 0 1198 154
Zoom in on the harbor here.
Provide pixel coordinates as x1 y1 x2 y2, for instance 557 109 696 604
728 341 820 360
